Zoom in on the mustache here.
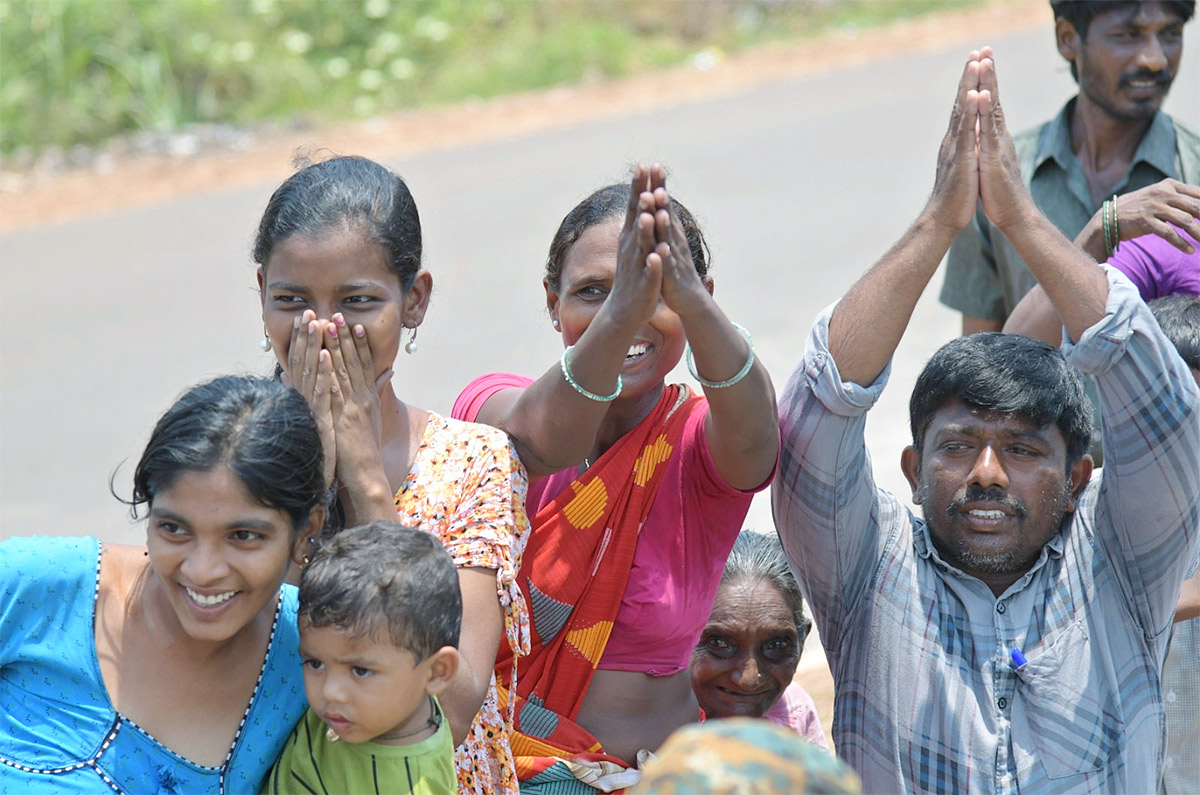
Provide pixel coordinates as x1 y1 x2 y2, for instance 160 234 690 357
946 486 1027 519
1119 68 1172 87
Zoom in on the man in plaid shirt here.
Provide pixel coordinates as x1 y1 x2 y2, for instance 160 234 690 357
772 49 1199 792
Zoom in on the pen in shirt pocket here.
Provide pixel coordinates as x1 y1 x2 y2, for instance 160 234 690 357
1010 647 1028 669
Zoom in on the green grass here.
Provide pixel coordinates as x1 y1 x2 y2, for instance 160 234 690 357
0 0 980 157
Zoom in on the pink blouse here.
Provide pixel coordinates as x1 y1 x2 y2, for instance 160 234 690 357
454 373 771 676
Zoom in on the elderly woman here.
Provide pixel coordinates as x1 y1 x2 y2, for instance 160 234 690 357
690 530 829 750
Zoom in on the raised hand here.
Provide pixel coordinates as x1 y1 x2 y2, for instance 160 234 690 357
286 309 336 486
323 312 395 522
653 181 711 317
1077 178 1200 260
605 164 662 328
976 49 1037 232
928 49 985 233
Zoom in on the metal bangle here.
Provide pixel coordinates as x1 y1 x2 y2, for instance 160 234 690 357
1111 193 1119 254
1102 199 1114 258
560 345 622 402
686 322 755 389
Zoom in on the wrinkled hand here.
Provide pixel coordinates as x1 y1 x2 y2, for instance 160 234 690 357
1106 179 1200 254
976 49 1036 231
928 50 985 232
606 164 662 328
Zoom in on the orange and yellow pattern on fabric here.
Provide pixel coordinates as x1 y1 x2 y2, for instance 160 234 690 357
493 386 699 792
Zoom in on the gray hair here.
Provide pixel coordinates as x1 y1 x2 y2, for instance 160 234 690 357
721 530 811 645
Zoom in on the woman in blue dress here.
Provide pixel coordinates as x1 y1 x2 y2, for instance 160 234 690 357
0 375 327 794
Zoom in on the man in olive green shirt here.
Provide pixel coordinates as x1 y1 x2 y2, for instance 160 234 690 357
941 0 1200 334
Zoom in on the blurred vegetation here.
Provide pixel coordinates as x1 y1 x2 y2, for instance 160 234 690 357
0 0 973 158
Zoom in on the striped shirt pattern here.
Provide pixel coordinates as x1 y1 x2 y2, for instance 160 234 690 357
772 268 1200 793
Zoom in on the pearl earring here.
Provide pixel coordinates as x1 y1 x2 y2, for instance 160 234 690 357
259 334 271 351
405 327 419 355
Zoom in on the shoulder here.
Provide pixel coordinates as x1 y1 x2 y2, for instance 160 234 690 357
423 412 521 469
1166 115 1200 182
451 373 534 423
1 535 99 590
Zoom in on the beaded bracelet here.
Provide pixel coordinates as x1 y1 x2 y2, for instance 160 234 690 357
560 345 622 402
686 322 755 389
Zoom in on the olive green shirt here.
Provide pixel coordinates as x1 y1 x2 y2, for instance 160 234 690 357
941 99 1200 321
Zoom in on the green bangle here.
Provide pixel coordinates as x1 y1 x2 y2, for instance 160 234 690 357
1111 193 1120 253
560 345 622 402
1102 199 1114 257
686 322 755 389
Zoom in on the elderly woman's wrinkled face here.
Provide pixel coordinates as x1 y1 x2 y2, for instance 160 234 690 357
690 576 803 719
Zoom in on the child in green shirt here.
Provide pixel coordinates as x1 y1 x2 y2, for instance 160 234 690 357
265 521 462 794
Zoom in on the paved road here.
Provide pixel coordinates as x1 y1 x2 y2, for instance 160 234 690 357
3 25 1198 545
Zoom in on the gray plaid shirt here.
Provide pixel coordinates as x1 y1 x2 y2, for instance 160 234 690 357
773 269 1200 793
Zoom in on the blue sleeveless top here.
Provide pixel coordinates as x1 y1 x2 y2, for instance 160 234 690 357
0 536 306 794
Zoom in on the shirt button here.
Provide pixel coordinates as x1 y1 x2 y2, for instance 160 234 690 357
996 602 1006 614
1166 690 1177 703
998 697 1008 710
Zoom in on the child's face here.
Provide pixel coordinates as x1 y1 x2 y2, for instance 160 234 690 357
299 622 433 745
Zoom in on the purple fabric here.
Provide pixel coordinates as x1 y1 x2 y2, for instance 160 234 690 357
762 682 831 752
1107 227 1200 299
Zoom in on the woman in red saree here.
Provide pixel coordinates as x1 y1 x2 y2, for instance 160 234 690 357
453 165 779 791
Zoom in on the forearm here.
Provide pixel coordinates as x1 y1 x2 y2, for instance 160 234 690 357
1000 208 1108 342
1177 572 1200 623
338 461 399 525
1073 212 1109 262
443 568 504 746
829 209 959 386
677 296 777 489
499 308 640 477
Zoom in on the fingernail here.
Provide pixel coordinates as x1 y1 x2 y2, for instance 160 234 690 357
308 321 318 334
354 325 365 338
333 314 345 327
327 324 338 338
294 317 300 329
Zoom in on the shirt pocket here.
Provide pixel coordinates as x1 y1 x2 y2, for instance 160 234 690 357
1010 619 1124 780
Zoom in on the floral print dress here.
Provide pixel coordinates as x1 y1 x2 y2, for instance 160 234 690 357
393 412 531 794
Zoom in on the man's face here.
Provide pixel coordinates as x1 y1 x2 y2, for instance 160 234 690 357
1059 2 1186 122
902 400 1092 595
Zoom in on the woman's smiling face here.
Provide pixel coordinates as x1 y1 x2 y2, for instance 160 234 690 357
690 576 803 719
145 465 314 644
547 218 688 400
259 228 428 380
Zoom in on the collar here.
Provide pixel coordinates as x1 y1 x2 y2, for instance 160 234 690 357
1033 98 1178 181
913 517 1069 591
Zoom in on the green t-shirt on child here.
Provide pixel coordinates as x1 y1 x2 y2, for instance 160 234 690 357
263 697 455 794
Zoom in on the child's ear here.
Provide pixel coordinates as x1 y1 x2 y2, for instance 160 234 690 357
423 646 460 695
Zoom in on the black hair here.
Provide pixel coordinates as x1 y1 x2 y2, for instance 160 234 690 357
1150 294 1200 369
544 177 710 292
124 375 326 530
1051 0 1195 80
720 530 811 647
253 155 423 290
1051 0 1194 37
910 333 1095 466
298 520 461 660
